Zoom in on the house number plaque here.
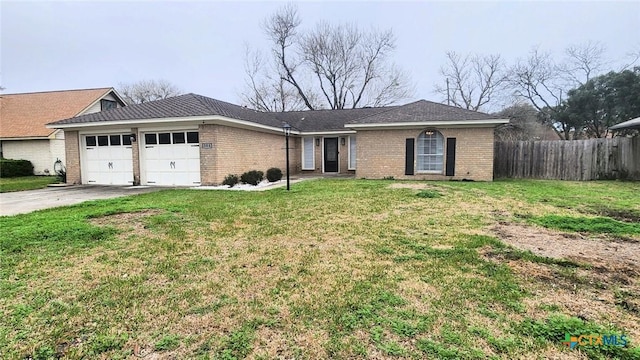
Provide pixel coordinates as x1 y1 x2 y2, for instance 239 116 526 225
202 143 213 149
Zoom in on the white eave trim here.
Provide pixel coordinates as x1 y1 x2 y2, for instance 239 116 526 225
344 119 510 129
299 130 356 136
47 115 301 135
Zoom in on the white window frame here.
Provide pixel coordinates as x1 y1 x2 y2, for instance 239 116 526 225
416 130 444 174
301 137 315 170
348 136 356 170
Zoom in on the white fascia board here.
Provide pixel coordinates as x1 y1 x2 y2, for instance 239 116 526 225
210 116 300 135
109 88 129 106
344 119 510 129
299 130 356 136
46 115 299 135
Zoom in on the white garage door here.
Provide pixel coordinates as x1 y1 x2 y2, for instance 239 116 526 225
83 134 134 185
142 131 201 186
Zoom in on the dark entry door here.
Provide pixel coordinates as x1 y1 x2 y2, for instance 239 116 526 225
324 138 339 172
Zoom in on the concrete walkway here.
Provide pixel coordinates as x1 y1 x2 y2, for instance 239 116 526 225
0 185 161 216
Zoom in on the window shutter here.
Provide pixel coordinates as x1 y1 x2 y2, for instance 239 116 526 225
446 137 456 176
405 138 415 175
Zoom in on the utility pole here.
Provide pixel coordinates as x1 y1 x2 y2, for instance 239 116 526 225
446 78 450 106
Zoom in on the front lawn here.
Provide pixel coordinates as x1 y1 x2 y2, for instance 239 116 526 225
1 179 639 359
0 176 59 193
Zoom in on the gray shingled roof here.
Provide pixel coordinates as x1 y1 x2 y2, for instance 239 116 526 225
345 100 496 124
48 93 497 131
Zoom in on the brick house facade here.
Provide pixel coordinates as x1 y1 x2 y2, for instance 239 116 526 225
50 94 507 186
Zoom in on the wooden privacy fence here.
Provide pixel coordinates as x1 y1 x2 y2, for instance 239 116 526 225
494 137 640 180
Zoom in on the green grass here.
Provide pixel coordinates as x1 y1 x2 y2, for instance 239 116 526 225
530 215 640 235
1 179 638 359
0 176 59 192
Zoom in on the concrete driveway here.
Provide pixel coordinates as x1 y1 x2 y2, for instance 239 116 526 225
0 185 162 216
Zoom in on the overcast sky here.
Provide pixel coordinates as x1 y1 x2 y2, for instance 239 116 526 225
2 1 638 109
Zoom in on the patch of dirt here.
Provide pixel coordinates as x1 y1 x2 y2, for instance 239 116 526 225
590 207 640 223
492 222 640 273
90 209 163 238
487 222 640 342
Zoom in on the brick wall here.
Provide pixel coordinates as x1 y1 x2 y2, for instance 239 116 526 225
131 128 140 185
356 127 495 181
64 130 81 184
199 124 300 185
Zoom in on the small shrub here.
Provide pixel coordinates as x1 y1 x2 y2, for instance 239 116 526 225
382 176 395 180
416 190 441 198
266 167 283 182
240 170 264 186
222 174 239 187
0 159 34 177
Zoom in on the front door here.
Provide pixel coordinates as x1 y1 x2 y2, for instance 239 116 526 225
324 137 339 172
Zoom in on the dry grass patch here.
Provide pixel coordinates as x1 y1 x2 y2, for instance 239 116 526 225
486 222 640 343
493 222 640 272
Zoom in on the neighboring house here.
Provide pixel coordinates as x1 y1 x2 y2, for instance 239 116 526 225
0 88 127 175
47 94 508 186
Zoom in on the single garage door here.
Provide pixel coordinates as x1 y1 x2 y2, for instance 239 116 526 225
142 131 201 186
83 134 134 185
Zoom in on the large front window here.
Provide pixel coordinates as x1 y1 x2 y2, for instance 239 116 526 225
416 130 443 172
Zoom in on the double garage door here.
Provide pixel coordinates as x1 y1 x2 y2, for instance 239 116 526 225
81 131 200 186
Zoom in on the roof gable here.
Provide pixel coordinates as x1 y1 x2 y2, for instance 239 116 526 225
0 88 122 138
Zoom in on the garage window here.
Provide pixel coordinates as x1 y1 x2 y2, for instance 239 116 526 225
98 136 109 146
158 133 171 144
187 132 199 144
110 135 121 146
86 136 97 147
145 133 157 145
123 135 132 146
173 132 185 144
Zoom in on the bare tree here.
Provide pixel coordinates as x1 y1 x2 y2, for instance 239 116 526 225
619 47 640 71
118 79 182 105
494 102 558 141
240 46 307 112
241 4 413 111
559 41 607 85
508 43 613 139
434 51 507 111
508 47 578 139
